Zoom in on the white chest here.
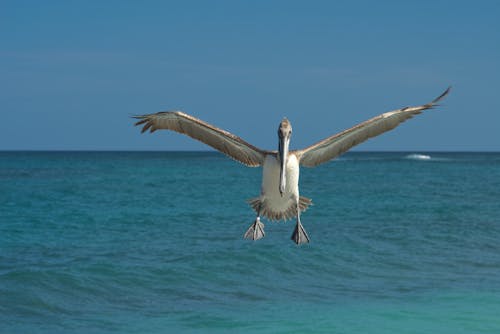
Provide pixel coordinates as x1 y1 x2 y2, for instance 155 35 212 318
261 154 300 198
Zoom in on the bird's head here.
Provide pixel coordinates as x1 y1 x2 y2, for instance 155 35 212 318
278 118 292 141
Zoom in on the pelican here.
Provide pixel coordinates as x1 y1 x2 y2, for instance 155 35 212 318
133 87 450 244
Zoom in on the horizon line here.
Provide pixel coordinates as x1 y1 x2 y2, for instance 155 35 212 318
1 149 499 153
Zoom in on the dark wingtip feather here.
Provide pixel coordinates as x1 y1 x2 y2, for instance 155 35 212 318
432 86 451 104
134 119 148 126
133 114 149 127
141 122 153 133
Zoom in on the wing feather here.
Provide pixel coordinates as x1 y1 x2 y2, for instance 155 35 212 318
133 111 268 167
296 87 451 167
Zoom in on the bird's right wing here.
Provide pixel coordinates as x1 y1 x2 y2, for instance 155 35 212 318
296 87 451 167
134 111 269 167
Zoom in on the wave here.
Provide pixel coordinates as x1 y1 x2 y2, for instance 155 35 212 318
405 153 432 161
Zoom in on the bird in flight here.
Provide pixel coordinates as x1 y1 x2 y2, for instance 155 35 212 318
133 87 450 244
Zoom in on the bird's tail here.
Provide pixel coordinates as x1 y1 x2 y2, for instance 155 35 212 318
247 196 312 221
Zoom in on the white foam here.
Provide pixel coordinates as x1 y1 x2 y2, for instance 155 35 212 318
405 153 431 161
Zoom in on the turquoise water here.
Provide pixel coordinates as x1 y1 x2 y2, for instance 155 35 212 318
1 151 500 333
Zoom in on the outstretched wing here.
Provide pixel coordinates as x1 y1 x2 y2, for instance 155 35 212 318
133 111 269 167
295 87 451 167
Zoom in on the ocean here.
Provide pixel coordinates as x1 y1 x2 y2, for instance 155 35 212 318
1 151 500 333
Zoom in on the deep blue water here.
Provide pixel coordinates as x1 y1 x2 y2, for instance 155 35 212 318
1 151 500 333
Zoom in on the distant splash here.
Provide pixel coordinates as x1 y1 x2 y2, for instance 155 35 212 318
335 153 434 162
323 152 473 163
405 153 432 161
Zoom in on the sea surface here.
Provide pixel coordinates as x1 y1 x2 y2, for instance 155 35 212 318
1 151 500 333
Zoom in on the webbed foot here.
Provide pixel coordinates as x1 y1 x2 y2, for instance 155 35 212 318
244 217 265 241
291 221 310 245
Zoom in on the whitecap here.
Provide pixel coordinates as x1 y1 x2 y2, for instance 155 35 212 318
405 153 431 161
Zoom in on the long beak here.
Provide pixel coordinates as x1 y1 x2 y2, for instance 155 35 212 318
278 135 289 197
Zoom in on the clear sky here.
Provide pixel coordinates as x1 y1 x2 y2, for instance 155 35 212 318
1 0 499 151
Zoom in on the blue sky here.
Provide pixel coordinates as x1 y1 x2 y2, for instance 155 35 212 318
1 0 499 151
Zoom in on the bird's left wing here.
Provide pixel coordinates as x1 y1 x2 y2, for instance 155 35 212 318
133 111 268 167
295 87 451 167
